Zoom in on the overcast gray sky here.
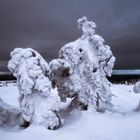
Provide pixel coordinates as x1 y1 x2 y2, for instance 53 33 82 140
0 0 140 71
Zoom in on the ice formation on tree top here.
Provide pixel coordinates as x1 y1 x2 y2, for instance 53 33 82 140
8 48 61 129
78 16 115 77
50 17 115 111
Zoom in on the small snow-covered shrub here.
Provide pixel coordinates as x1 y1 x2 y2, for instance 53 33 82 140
133 81 140 111
0 98 21 127
133 81 140 93
8 48 61 129
50 17 115 112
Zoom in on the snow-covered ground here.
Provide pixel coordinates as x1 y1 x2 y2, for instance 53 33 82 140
0 83 140 140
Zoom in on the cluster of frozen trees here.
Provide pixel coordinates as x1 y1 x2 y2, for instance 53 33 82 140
1 17 116 129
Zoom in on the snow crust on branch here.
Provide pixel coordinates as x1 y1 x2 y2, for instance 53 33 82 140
8 48 61 129
50 17 115 111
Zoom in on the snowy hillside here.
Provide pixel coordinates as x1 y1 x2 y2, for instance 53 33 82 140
0 83 140 140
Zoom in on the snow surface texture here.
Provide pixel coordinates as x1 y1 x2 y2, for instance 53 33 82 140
133 81 140 93
50 17 115 112
8 48 61 129
0 84 140 140
0 98 21 127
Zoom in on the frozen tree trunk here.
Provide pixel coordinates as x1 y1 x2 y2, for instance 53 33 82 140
8 48 61 129
133 81 140 93
0 98 21 127
50 17 115 112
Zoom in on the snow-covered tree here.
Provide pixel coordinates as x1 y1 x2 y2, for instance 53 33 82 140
0 98 21 127
8 48 61 129
49 17 115 112
133 81 140 93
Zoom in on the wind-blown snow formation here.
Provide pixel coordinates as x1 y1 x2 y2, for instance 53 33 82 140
8 48 61 129
50 16 115 112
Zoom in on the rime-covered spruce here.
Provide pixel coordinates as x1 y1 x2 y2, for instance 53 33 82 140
49 17 115 112
8 48 61 129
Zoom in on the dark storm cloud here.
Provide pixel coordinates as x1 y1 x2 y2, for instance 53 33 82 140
0 0 140 71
